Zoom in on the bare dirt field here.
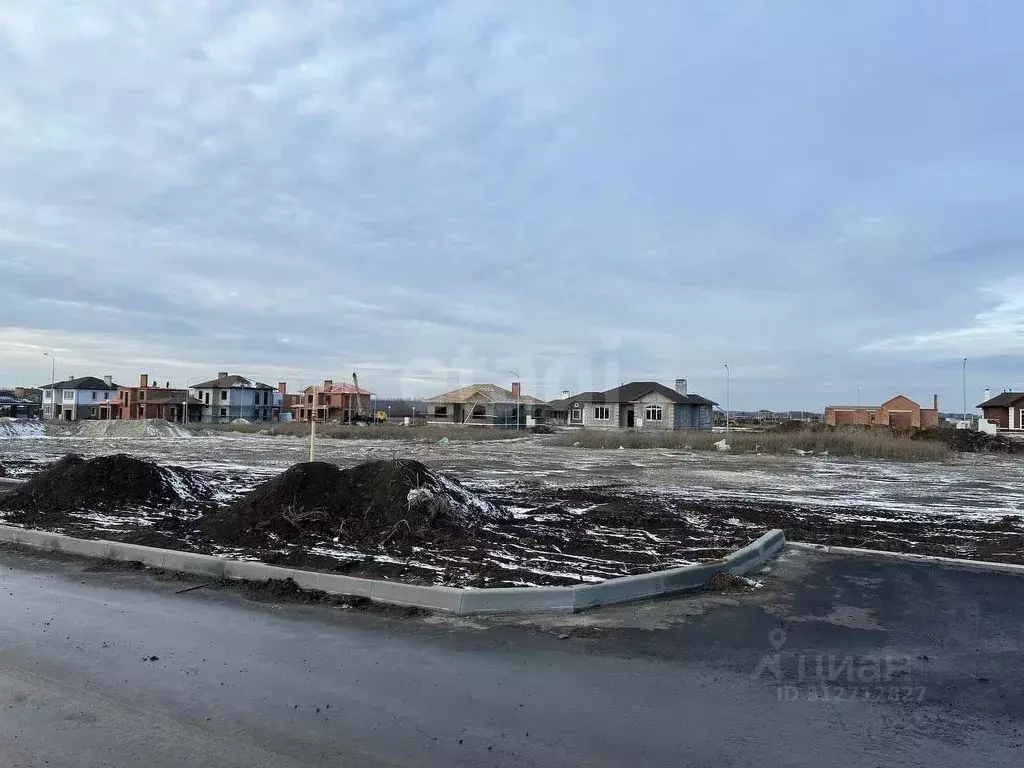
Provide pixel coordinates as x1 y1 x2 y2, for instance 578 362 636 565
1 430 1022 585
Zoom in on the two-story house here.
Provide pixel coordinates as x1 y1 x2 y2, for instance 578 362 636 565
191 373 277 423
291 379 374 422
39 375 120 420
95 373 203 422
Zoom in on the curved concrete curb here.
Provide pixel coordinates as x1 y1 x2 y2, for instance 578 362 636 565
0 524 785 614
788 541 1024 575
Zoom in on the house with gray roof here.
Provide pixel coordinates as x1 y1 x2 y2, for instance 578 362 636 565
191 372 277 423
558 379 716 430
39 375 120 420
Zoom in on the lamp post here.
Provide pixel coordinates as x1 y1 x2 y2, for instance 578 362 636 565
43 352 55 420
857 385 861 407
182 377 192 425
962 357 968 424
724 364 730 433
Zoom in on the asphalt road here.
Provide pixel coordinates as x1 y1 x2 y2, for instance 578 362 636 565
1 544 1022 767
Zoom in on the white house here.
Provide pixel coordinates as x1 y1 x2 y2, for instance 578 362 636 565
191 372 277 423
39 375 120 420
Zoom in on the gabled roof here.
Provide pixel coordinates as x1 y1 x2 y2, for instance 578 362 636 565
425 383 540 404
572 381 717 407
39 376 119 391
305 383 375 396
978 392 1024 408
192 374 274 390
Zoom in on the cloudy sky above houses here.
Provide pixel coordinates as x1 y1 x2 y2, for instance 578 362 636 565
0 1 1021 410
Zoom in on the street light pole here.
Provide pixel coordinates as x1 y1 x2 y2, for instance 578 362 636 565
724 364 730 433
308 387 317 462
962 357 968 423
857 385 861 407
43 352 55 420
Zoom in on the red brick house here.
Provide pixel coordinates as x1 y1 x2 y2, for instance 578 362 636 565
824 394 940 430
978 392 1024 431
96 374 202 422
291 379 373 422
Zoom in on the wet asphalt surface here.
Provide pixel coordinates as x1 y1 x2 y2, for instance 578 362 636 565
1 544 1021 767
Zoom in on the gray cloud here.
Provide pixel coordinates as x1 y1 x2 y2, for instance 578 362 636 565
1 1 1022 407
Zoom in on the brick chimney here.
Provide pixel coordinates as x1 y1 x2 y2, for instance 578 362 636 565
323 379 333 390
278 382 287 396
140 373 149 388
511 381 521 399
933 394 939 411
103 375 112 388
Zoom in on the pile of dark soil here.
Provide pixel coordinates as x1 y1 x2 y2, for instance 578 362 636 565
201 459 508 551
0 453 208 521
910 427 1024 454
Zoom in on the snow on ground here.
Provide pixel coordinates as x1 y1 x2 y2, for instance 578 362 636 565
1 431 1023 584
0 419 44 439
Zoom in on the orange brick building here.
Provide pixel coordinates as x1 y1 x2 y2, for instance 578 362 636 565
291 379 373 422
824 394 939 431
96 374 202 422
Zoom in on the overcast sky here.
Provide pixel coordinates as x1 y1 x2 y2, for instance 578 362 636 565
1 2 1021 410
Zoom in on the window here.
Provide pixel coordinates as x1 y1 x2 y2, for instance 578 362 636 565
644 405 663 421
204 392 210 405
219 407 227 418
63 390 73 400
91 391 97 400
434 406 447 417
139 390 146 400
570 408 582 423
472 404 486 418
594 405 610 420
220 390 227 401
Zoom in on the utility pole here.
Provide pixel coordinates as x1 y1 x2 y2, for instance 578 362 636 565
857 385 861 407
43 352 55 420
724 364 730 433
962 357 968 423
308 387 317 462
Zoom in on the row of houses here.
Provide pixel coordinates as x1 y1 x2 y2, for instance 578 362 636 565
33 373 375 424
424 378 717 431
25 372 720 431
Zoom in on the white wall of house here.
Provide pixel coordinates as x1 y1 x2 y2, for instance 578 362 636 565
634 392 675 431
42 388 116 419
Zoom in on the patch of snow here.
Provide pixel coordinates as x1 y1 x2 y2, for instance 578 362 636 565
0 418 44 439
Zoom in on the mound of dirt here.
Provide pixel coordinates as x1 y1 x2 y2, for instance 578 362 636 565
0 453 210 518
201 459 508 550
910 427 1024 454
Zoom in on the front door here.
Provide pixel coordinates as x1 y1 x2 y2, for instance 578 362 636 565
626 409 635 428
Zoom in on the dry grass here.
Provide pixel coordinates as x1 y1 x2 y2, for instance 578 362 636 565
189 421 529 442
549 427 953 461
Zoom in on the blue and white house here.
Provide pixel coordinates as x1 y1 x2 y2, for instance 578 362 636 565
39 375 120 420
191 372 277 423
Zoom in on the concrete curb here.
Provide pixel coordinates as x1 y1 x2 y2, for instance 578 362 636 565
0 523 785 614
788 541 1024 576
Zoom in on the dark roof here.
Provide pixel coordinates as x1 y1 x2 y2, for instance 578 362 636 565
192 374 274 390
557 383 717 407
39 376 119 391
978 392 1024 408
0 391 35 405
604 381 718 406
